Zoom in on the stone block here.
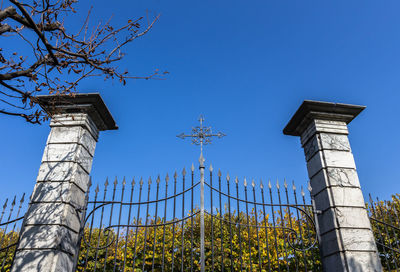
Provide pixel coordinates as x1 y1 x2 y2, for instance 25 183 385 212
321 228 377 257
310 168 360 196
314 187 366 212
24 203 81 232
303 133 351 161
306 150 356 178
37 162 90 192
47 126 97 156
11 249 74 272
18 225 79 256
346 251 383 272
318 207 371 235
301 119 348 146
50 113 99 141
31 182 87 208
42 143 93 173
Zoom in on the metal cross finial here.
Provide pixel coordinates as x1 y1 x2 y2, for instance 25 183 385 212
177 115 226 159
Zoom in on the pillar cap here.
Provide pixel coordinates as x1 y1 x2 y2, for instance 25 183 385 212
37 93 118 131
283 100 365 136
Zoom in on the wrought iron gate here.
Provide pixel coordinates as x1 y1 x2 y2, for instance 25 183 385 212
76 164 320 272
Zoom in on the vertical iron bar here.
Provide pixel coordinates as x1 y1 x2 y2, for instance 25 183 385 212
251 180 263 271
171 172 178 272
122 179 135 272
84 185 99 272
244 179 253 271
132 178 144 271
181 169 186 272
301 184 314 271
191 165 195 271
93 179 109 272
226 174 234 271
218 170 224 271
113 178 126 272
276 180 289 271
283 180 301 271
141 177 153 272
386 200 400 253
199 156 205 272
235 177 244 271
260 181 272 272
269 180 281 272
151 176 161 271
209 165 214 271
161 174 169 272
0 199 8 224
292 182 307 271
0 196 16 251
102 178 117 272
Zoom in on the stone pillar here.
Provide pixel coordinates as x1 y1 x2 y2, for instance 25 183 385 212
283 100 382 272
11 93 117 272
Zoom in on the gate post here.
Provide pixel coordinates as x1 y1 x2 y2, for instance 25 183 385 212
283 100 382 272
11 93 117 272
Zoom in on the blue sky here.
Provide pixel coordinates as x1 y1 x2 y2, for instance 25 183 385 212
1 0 400 203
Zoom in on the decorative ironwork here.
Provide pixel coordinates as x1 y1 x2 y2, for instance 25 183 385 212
77 168 321 272
0 193 26 272
368 194 400 271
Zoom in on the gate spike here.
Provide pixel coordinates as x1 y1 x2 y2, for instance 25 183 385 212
122 177 126 186
268 180 272 189
140 177 144 186
11 196 16 206
226 173 230 181
20 193 25 203
276 179 280 189
148 177 152 185
131 177 135 187
191 163 195 172
235 177 239 184
284 179 288 189
182 167 186 176
301 186 305 197
174 171 178 179
165 173 170 183
2 199 8 209
260 179 264 189
209 164 213 172
113 177 118 185
156 175 160 184
307 181 312 192
88 177 92 188
251 179 255 188
244 178 247 187
95 184 99 193
218 169 221 177
292 180 296 191
104 177 109 187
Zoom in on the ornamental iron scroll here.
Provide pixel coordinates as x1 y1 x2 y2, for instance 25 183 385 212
77 167 321 272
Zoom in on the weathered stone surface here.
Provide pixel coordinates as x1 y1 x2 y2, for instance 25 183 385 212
47 126 97 156
42 143 93 173
346 251 383 272
306 150 356 178
50 113 99 140
321 252 347 272
11 249 74 272
24 203 81 233
310 168 361 196
18 225 79 256
31 182 86 208
304 133 351 161
37 162 90 191
321 228 377 257
301 119 349 146
318 207 372 235
314 187 366 212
